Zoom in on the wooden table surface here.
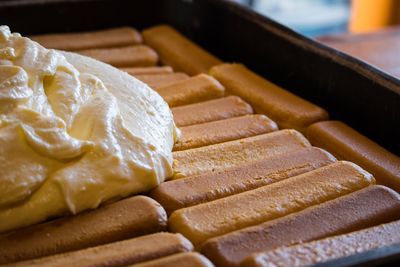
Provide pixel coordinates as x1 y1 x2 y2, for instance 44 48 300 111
317 26 400 79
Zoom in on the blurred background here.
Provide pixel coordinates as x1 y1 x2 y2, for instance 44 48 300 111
234 0 400 78
234 0 400 36
236 0 350 37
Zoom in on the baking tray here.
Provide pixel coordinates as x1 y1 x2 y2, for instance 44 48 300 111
0 0 399 265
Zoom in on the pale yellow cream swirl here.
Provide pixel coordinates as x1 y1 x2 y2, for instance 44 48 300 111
0 26 178 232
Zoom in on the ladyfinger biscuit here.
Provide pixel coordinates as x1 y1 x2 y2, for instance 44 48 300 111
30 27 142 51
152 147 336 214
142 25 222 75
135 72 189 89
157 74 225 107
132 252 214 267
202 185 400 267
0 196 167 264
169 161 375 247
173 114 278 151
307 120 400 191
172 96 253 127
10 233 193 267
209 63 329 132
78 45 158 67
242 219 400 267
172 129 311 179
120 66 173 75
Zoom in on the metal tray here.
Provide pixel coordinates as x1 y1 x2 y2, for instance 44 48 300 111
1 0 400 265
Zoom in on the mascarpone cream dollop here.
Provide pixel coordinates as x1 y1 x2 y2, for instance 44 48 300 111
0 26 178 232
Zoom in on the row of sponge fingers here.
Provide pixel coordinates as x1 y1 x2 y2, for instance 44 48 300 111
5 182 400 267
164 127 400 267
4 184 400 267
116 69 400 195
6 232 211 267
165 126 400 266
0 195 211 267
42 24 399 191
1 148 399 267
0 117 392 265
22 24 400 267
167 106 400 266
0 25 270 266
137 24 400 266
140 24 400 191
33 25 400 191
2 147 397 267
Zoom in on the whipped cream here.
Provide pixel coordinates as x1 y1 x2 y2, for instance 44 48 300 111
0 26 178 232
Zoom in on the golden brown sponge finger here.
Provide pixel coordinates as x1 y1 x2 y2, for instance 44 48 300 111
306 120 400 191
173 114 278 151
78 45 158 67
241 219 400 267
202 185 400 267
30 27 142 51
131 252 215 267
168 161 375 247
172 129 311 179
120 66 173 75
156 74 225 107
152 147 336 214
209 63 329 133
135 73 189 89
142 25 222 75
10 232 193 267
0 196 167 264
172 96 253 127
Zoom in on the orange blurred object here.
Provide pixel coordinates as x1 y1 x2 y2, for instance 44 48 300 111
350 0 400 33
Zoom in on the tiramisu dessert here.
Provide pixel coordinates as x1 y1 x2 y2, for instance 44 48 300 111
1 24 400 267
